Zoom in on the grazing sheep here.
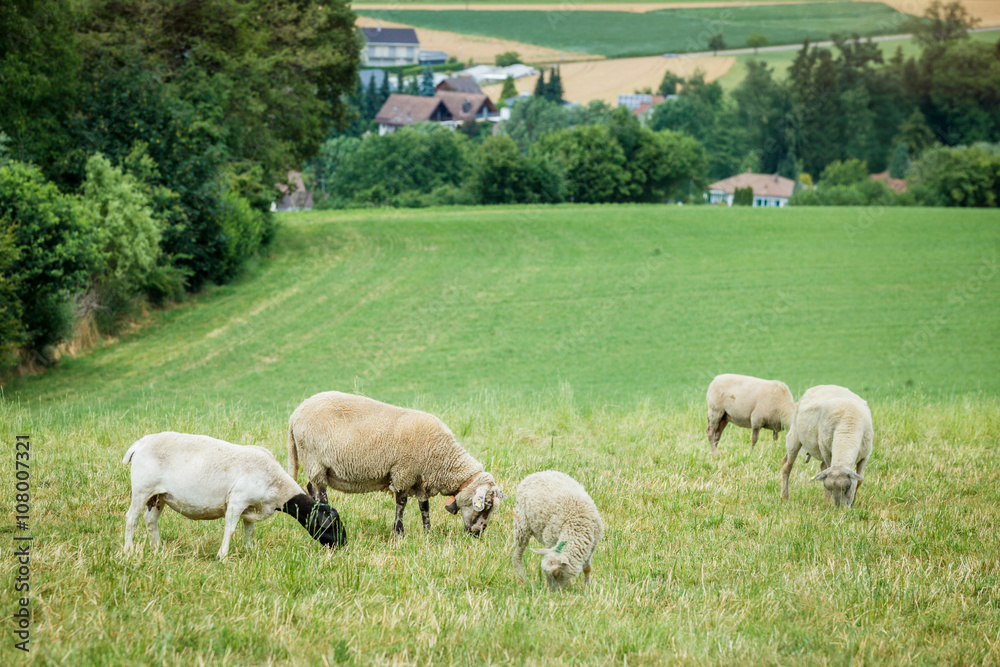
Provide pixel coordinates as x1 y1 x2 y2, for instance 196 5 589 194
511 470 603 591
123 432 347 559
706 373 796 453
287 391 507 537
780 385 873 507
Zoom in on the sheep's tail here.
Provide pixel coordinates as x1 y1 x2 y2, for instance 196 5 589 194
122 438 144 466
287 423 299 481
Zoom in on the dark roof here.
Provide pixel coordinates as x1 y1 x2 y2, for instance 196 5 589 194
361 27 419 45
434 91 497 121
375 94 452 127
436 76 483 95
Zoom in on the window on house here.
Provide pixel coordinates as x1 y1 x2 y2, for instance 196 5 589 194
374 46 389 58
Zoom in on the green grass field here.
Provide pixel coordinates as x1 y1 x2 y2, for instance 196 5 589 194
2 205 1000 664
357 2 913 57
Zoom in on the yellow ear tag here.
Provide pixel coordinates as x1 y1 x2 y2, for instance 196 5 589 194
473 501 484 511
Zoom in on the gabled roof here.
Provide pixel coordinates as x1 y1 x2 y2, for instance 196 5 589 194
375 94 452 127
708 171 796 199
436 76 483 95
361 27 419 45
434 91 498 121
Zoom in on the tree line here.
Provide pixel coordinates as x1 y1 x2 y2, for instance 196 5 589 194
0 0 359 368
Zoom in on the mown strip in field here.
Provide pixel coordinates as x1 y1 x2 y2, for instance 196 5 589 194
357 2 913 57
9 205 999 417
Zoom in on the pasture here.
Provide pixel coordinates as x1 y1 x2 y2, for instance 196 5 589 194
2 205 999 664
355 2 913 58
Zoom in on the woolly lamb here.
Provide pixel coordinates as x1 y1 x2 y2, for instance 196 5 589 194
706 373 796 453
287 391 507 537
511 470 603 591
123 432 347 559
781 385 873 507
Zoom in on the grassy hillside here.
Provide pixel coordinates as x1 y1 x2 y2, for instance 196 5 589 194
3 205 999 665
356 3 913 57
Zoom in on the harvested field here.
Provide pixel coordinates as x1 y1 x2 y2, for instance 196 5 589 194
480 54 735 105
356 16 601 64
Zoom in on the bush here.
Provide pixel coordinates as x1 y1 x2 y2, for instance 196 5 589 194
908 144 1000 207
535 125 629 203
82 154 162 294
0 221 23 368
0 161 97 359
218 190 269 280
818 159 869 187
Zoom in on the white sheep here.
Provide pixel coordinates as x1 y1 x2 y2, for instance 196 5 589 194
706 373 796 453
123 432 347 559
780 385 873 507
287 391 507 537
511 470 603 591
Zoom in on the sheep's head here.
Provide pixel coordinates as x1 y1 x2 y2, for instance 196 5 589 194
811 467 862 507
282 494 347 548
444 472 507 537
532 544 573 591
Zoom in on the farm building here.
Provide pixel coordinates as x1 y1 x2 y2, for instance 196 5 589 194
375 92 499 135
362 26 419 67
436 76 483 95
870 171 908 193
707 171 796 207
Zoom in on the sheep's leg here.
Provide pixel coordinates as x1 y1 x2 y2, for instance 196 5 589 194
707 412 728 453
582 562 592 588
850 458 868 506
419 499 431 532
781 431 802 501
243 518 255 551
772 429 779 441
393 492 408 536
511 516 530 585
218 503 247 560
144 496 165 549
124 493 148 552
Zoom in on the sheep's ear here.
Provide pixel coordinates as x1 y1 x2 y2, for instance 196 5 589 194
848 471 864 482
494 488 508 501
472 486 487 511
811 469 830 482
531 547 551 556
444 496 458 515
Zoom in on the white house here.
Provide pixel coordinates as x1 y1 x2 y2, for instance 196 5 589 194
707 171 796 207
361 27 420 67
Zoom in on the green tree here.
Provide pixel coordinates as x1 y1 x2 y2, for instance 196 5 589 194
746 34 769 54
419 67 436 96
495 51 521 67
536 125 629 203
82 153 162 301
888 142 910 178
533 69 548 99
732 60 793 175
657 71 684 96
708 35 726 55
893 109 936 159
0 161 97 359
908 143 1000 206
906 0 980 50
502 96 570 152
499 76 518 102
0 219 23 367
548 67 564 103
819 159 869 186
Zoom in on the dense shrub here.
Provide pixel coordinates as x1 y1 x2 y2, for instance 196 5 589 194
0 222 23 367
908 143 1000 207
218 190 270 280
0 161 97 359
471 135 565 205
536 125 630 203
329 125 471 207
